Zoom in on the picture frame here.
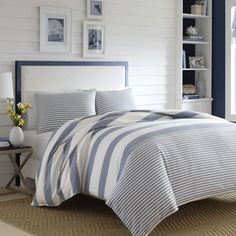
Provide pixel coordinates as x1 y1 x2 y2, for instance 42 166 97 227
189 56 206 69
87 0 104 20
83 21 106 58
40 6 71 53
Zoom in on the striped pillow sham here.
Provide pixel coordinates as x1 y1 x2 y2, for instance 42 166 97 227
96 88 137 115
35 91 96 133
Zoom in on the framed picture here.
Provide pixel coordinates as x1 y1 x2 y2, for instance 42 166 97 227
189 56 206 69
83 21 105 57
87 0 104 20
40 6 71 53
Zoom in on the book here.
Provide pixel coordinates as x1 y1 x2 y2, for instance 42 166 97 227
0 137 10 147
183 36 204 42
0 137 9 142
183 95 200 100
182 50 186 68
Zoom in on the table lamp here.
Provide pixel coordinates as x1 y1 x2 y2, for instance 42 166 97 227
0 72 13 147
0 72 14 100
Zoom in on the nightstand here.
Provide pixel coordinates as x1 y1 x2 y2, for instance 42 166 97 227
0 146 33 195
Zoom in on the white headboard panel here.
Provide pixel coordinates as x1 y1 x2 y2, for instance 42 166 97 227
15 61 128 103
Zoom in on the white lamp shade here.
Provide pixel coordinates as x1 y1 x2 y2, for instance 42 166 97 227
0 72 14 99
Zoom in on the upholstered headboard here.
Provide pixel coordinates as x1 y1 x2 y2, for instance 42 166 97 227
15 61 128 104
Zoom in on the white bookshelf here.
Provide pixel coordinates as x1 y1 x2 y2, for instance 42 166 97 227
182 68 209 71
182 98 213 103
182 40 211 45
176 0 212 114
183 13 210 19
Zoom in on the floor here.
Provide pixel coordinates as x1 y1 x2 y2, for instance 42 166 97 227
0 188 32 236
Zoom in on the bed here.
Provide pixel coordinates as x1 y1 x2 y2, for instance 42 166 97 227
16 61 236 236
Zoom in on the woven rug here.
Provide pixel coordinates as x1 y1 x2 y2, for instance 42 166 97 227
0 193 236 236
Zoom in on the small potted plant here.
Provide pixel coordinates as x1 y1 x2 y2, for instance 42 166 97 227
6 99 31 147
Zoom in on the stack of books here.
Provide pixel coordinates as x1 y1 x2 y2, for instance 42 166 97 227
183 95 200 100
182 50 186 68
0 137 10 148
183 36 204 42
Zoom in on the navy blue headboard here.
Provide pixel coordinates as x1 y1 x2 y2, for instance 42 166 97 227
15 60 128 105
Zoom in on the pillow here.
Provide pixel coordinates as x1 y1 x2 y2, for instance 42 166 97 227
96 88 137 115
35 91 96 133
23 90 76 130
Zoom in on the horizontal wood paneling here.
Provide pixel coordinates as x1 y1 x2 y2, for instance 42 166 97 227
0 16 38 30
0 126 11 137
0 115 11 127
0 0 177 185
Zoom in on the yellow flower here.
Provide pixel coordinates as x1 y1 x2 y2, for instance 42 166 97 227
6 100 31 127
18 119 24 126
21 108 27 114
24 103 31 108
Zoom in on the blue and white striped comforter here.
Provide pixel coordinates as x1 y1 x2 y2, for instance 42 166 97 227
32 110 236 236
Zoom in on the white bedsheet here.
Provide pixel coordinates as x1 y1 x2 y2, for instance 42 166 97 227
23 130 52 160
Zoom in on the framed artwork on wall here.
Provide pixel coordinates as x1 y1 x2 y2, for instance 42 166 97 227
87 0 104 20
40 6 71 53
83 21 106 57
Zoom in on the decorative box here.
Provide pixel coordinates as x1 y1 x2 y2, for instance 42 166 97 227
191 4 202 15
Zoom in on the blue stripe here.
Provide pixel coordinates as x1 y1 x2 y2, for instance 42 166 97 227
99 111 128 120
57 137 73 202
70 148 80 193
49 119 80 158
171 111 198 119
141 113 163 122
84 126 122 191
98 123 159 198
130 110 151 113
89 111 127 134
43 156 54 206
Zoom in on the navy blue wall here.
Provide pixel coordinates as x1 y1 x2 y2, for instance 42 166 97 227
212 0 225 118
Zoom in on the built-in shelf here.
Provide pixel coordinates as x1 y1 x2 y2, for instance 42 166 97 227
182 68 209 71
177 0 212 114
182 40 211 45
183 13 210 19
182 98 213 103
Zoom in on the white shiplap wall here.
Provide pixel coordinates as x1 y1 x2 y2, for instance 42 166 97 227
0 0 177 186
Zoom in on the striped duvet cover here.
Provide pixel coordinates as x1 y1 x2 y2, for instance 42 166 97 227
32 110 236 236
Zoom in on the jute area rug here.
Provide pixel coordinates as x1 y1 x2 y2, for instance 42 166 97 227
0 193 236 236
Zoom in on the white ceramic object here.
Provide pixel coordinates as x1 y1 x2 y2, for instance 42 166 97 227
196 74 206 98
9 126 24 147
